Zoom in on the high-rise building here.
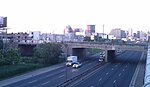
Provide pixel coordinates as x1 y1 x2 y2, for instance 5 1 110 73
63 25 75 41
128 28 133 37
0 16 7 28
140 31 147 41
64 25 73 34
85 25 95 36
109 28 121 39
109 28 126 39
121 30 126 38
137 31 140 38
133 33 137 37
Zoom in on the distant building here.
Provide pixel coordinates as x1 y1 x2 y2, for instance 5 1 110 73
64 25 73 34
29 31 41 43
0 32 31 43
97 33 107 39
147 31 150 41
121 30 126 38
14 32 30 43
109 28 125 39
133 33 137 37
40 33 54 42
85 25 95 37
137 31 140 38
0 16 7 28
128 28 133 37
140 31 147 41
63 25 75 41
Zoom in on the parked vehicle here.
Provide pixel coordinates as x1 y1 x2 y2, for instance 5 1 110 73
66 56 78 66
72 62 82 68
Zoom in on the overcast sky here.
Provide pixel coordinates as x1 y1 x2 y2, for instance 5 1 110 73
0 0 150 34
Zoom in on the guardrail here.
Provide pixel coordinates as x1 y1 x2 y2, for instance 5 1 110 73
144 44 150 87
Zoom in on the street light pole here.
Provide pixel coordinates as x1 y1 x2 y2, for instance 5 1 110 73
103 24 104 39
65 44 68 81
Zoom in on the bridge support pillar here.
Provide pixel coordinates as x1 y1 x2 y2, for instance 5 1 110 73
105 50 115 62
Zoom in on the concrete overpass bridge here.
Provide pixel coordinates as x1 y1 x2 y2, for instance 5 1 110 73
16 42 148 62
64 42 148 62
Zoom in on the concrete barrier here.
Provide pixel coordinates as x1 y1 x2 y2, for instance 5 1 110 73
144 44 150 87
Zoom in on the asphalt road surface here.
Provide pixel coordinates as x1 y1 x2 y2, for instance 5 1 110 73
3 54 103 87
73 51 142 87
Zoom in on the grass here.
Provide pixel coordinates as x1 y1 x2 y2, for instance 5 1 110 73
0 57 64 81
0 63 43 80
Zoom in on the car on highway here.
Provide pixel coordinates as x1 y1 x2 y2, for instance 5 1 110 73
72 62 82 68
99 52 105 62
99 58 104 62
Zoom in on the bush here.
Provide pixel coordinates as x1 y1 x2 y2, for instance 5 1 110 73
20 57 38 64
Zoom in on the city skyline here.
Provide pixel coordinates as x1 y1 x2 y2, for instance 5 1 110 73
0 0 150 34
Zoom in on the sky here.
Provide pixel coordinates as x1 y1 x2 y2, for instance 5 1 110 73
0 0 150 34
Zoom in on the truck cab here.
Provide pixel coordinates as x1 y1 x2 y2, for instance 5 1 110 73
66 56 77 66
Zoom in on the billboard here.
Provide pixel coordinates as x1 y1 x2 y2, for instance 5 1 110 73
0 16 7 28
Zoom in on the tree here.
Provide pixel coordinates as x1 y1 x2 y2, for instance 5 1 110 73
0 40 3 50
5 48 20 64
0 49 5 66
84 36 91 41
34 43 62 65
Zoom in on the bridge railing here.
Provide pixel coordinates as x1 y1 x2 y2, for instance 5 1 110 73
65 41 147 51
144 44 150 87
64 41 148 47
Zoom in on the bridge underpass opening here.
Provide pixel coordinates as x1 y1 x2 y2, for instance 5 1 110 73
105 50 116 62
72 48 87 60
72 48 105 61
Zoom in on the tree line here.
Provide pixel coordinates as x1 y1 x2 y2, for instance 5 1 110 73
0 40 63 66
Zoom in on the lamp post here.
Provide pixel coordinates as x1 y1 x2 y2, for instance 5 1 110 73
65 44 68 81
103 24 104 39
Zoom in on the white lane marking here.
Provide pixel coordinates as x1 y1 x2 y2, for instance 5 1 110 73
106 72 109 75
58 75 65 78
112 68 114 70
41 81 50 85
99 78 102 82
46 74 53 77
123 69 125 71
119 73 122 76
113 80 116 84
28 80 37 84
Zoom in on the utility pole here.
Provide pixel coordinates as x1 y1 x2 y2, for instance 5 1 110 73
103 24 104 39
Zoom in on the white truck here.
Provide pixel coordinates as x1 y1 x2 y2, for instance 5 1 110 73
66 56 77 66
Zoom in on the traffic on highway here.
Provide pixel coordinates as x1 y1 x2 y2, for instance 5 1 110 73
2 51 144 87
3 54 104 87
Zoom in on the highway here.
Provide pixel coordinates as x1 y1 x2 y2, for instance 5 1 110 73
3 55 103 87
73 51 142 87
